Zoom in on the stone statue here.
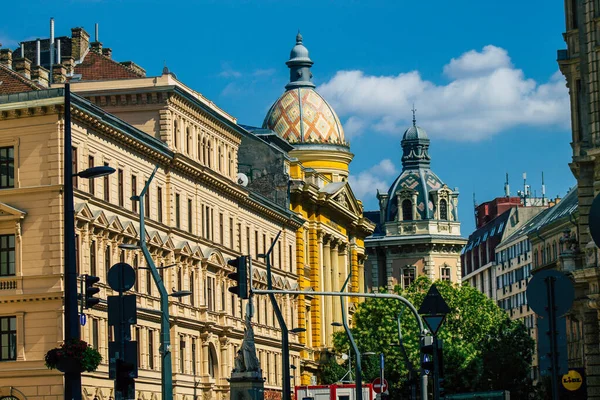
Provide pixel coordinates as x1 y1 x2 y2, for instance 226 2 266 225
232 300 261 373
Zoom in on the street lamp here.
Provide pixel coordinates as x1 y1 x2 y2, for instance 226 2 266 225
63 83 116 400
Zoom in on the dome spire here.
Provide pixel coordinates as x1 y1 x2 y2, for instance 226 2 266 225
401 111 431 170
285 31 315 90
412 104 417 127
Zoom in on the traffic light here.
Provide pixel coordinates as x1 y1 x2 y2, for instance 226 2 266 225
420 336 434 374
115 358 136 394
227 256 248 299
84 274 101 309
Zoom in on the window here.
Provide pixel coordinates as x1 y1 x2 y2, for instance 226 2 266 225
105 245 111 280
441 267 451 281
0 316 16 361
190 272 195 306
0 235 15 277
133 254 139 291
402 199 413 221
179 337 185 373
254 231 259 259
229 218 234 247
289 245 293 272
231 294 237 317
88 156 95 195
186 128 192 155
92 318 99 350
90 240 96 276
208 347 215 378
178 268 183 292
173 120 179 149
571 0 579 29
144 181 150 218
192 338 197 375
72 147 78 187
175 194 181 229
131 175 138 213
207 276 215 311
103 162 110 201
218 146 223 172
157 187 163 223
135 327 141 366
221 283 226 311
146 267 152 295
278 242 282 269
188 199 193 233
118 169 124 207
148 330 154 369
0 147 14 189
207 140 212 168
439 199 448 220
246 227 250 255
403 268 415 288
219 213 224 244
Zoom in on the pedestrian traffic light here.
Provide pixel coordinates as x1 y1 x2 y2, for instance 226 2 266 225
227 256 248 299
420 336 434 374
439 377 446 398
84 274 101 309
115 358 136 394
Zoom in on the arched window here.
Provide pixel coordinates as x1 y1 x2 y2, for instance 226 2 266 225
173 120 179 149
201 138 207 165
208 346 217 378
439 199 448 220
402 199 413 221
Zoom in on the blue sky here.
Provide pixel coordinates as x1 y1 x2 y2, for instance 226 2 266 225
1 0 575 235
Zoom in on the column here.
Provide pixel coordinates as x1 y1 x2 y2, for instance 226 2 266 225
202 337 210 377
322 236 332 346
332 242 342 327
311 228 323 347
358 256 365 296
219 337 229 385
370 250 379 293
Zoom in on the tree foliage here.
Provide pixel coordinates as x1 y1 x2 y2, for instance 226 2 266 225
328 277 534 398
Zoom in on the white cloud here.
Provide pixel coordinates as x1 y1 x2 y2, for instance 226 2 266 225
318 45 569 141
348 159 398 200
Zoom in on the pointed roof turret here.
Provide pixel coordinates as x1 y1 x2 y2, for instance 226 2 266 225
285 31 315 90
401 107 431 170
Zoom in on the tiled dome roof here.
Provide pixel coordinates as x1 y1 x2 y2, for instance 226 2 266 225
262 87 346 145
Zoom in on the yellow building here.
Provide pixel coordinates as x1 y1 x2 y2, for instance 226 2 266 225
257 33 375 384
0 28 306 400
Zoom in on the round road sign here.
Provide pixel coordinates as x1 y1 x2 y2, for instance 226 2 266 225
526 269 574 316
107 262 136 293
372 378 388 394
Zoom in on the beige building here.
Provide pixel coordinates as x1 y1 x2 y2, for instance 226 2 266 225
558 0 600 397
365 120 466 290
0 32 306 400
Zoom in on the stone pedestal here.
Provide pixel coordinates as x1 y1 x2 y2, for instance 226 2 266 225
229 371 265 400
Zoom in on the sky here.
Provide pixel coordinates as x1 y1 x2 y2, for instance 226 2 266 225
0 0 575 235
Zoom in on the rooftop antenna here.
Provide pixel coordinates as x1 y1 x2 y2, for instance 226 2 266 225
411 103 417 127
504 172 510 197
473 192 478 227
541 171 546 205
49 17 54 85
522 172 528 206
95 23 99 43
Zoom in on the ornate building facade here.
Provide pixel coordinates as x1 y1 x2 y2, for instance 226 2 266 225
364 118 466 290
259 33 374 384
0 28 305 400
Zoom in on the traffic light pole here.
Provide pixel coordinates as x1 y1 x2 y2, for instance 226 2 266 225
339 274 363 400
136 166 172 400
251 288 428 400
433 337 440 400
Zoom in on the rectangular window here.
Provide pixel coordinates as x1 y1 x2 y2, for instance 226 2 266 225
131 175 137 213
237 223 242 251
0 235 15 277
105 245 111 281
219 213 224 244
103 162 110 201
403 268 415 288
118 169 124 207
133 254 139 292
289 245 293 273
229 218 234 247
571 0 579 29
278 242 282 269
92 318 99 350
205 206 210 239
0 316 16 361
75 234 80 275
72 147 78 187
190 272 195 306
188 199 193 233
157 186 163 223
210 208 214 241
221 283 226 311
254 231 259 259
0 147 14 189
88 156 95 195
90 240 96 276
441 267 451 281
144 181 150 218
179 338 185 373
175 193 181 229
207 277 215 311
192 338 197 375
148 330 154 369
263 234 266 254
146 267 152 295
231 294 236 317
135 327 141 367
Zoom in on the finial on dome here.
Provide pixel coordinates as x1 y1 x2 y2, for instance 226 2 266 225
162 61 169 75
296 30 303 44
412 104 417 127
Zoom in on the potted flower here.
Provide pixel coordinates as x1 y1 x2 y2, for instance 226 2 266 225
44 339 102 373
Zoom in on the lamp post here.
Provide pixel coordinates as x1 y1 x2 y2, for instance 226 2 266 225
63 83 115 400
123 165 176 400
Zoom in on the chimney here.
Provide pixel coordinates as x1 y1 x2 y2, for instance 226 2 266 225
71 27 90 61
52 64 67 83
90 41 103 54
119 61 146 77
0 49 12 68
61 57 75 75
102 48 112 59
31 65 49 87
13 57 32 79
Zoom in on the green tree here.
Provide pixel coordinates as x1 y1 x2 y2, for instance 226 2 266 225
330 277 534 398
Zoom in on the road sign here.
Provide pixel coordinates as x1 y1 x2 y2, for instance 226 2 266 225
527 270 574 316
79 314 87 326
372 378 388 394
107 262 136 293
423 315 446 336
418 284 450 316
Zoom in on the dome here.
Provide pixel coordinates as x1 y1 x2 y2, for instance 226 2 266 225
403 125 428 140
263 87 346 145
288 32 311 62
384 169 445 222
